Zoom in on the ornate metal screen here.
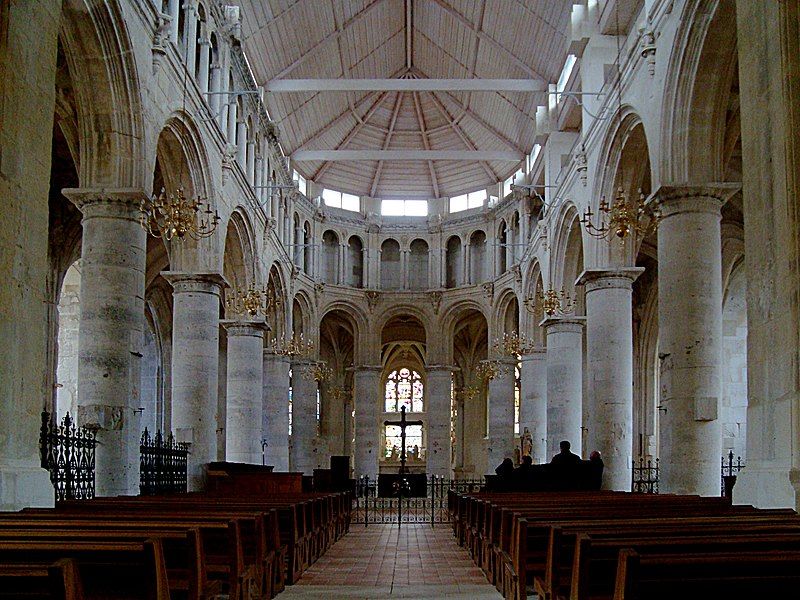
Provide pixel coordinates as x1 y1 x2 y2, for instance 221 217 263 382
352 476 484 526
39 411 97 502
631 456 660 494
139 428 189 495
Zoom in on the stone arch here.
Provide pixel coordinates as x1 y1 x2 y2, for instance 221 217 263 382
469 230 488 284
59 0 144 189
550 202 584 297
380 238 401 290
522 260 545 345
292 290 314 340
346 235 364 288
408 238 429 290
445 234 462 289
493 288 521 343
222 210 255 317
266 262 288 344
660 0 738 183
322 229 340 284
497 219 508 273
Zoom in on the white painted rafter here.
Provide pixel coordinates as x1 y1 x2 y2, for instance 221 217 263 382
265 78 548 92
412 91 440 198
294 150 523 161
370 93 404 196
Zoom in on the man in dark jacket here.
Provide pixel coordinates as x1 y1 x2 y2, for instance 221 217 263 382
550 440 581 466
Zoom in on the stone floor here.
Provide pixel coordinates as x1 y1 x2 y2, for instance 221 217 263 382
280 523 502 599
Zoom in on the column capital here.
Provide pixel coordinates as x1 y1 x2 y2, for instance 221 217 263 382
520 346 546 359
263 348 291 362
352 364 383 374
221 319 269 337
649 183 740 218
162 271 229 295
541 316 586 334
577 267 645 292
61 187 148 219
426 364 459 373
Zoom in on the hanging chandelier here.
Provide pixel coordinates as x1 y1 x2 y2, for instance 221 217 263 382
523 286 576 318
492 331 531 357
225 282 279 318
307 361 333 383
270 332 314 358
140 186 220 241
475 360 506 383
580 186 660 241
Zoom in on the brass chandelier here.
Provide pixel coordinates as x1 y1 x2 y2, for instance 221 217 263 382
523 286 576 318
307 361 333 383
140 186 220 241
225 282 279 318
492 331 531 357
475 359 507 383
580 186 660 241
270 332 315 358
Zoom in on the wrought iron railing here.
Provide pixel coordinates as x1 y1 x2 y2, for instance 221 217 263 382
631 456 659 494
139 428 189 495
352 476 484 526
721 451 744 499
39 411 97 502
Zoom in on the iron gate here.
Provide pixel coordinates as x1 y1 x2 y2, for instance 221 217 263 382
351 476 484 526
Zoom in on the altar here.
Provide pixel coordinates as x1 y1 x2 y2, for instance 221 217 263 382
377 472 427 497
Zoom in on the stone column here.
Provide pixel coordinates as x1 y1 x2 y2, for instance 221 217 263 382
163 272 227 490
167 0 180 44
62 189 147 496
353 366 381 478
184 1 198 71
196 37 210 94
246 141 256 185
236 121 247 166
401 250 409 289
222 320 267 464
426 365 454 477
654 186 733 496
262 351 290 470
578 268 643 490
209 64 221 119
543 317 585 458
520 348 547 464
290 360 318 475
226 98 237 145
485 358 516 474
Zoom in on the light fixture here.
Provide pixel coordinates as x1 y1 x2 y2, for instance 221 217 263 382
580 186 660 241
140 186 220 241
579 0 660 243
475 360 506 383
225 282 279 318
492 331 531 356
307 361 333 383
270 332 314 358
523 286 576 318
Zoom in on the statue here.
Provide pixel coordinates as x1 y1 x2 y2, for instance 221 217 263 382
389 444 399 461
521 427 533 459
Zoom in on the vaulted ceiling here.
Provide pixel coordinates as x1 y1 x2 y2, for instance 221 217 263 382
235 0 572 199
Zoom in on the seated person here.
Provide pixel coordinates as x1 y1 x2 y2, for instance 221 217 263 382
588 450 604 490
513 455 534 490
550 440 581 466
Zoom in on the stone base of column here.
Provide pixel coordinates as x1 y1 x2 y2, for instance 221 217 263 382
734 465 800 510
0 461 54 511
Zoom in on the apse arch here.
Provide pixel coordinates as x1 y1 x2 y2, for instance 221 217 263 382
59 0 144 188
660 0 737 183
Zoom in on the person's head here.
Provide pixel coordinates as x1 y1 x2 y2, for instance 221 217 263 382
559 440 571 452
503 457 513 467
589 450 601 461
522 455 533 466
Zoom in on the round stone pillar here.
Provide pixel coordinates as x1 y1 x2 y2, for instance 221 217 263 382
63 189 147 497
655 187 730 496
426 365 454 477
290 360 319 475
520 348 547 464
579 268 643 490
353 366 381 478
262 351 290 471
222 320 267 464
163 271 227 491
485 358 516 474
543 317 585 458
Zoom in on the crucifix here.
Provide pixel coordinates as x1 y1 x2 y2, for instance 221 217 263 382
384 405 423 477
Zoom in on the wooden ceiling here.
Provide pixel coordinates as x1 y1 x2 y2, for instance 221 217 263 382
235 0 572 199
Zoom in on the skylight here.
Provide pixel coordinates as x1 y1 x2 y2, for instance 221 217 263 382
381 200 428 217
450 190 487 213
322 188 359 212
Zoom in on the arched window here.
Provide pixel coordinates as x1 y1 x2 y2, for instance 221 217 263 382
383 368 424 462
384 368 424 413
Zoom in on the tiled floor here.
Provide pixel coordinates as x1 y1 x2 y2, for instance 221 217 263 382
281 524 502 599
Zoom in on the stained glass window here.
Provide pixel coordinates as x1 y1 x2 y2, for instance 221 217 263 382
384 368 424 412
383 424 423 460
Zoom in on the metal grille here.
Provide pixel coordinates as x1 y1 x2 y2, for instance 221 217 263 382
631 457 659 494
139 428 190 495
352 476 484 526
721 451 745 497
39 411 97 502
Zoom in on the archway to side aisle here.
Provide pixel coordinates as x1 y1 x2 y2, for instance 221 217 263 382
280 524 501 600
